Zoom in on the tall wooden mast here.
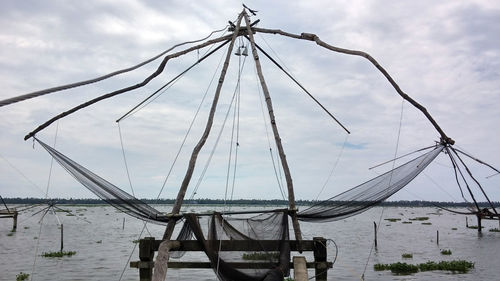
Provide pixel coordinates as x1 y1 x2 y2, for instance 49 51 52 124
242 11 303 242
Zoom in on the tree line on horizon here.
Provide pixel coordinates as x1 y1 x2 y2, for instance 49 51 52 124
3 197 499 207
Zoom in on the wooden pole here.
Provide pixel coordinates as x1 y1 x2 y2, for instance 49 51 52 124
162 11 244 241
436 230 439 245
60 224 64 252
122 217 125 230
313 237 328 281
12 210 18 231
477 215 482 233
373 222 377 248
242 11 303 243
153 11 245 281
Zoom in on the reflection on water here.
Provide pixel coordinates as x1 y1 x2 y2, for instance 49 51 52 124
1 205 499 280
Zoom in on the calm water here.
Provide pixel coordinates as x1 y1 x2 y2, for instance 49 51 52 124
1 205 499 281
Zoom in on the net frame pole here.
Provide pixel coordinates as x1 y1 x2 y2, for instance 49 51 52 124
242 11 303 243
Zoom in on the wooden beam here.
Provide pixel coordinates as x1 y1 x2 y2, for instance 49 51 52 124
150 239 316 252
131 261 331 269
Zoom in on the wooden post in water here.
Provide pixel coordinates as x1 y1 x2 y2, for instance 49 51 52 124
477 215 482 233
436 230 439 245
242 11 303 244
60 224 64 252
373 222 378 248
12 210 18 231
313 237 328 281
139 237 155 281
122 217 125 230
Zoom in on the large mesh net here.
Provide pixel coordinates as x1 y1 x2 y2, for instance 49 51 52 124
297 145 445 222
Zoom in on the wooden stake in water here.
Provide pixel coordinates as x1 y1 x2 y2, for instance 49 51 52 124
60 224 64 252
436 230 439 245
374 222 378 248
122 217 125 230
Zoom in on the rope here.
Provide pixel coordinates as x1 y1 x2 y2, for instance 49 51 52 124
0 153 46 196
190 55 248 201
254 64 286 200
117 123 135 196
314 134 349 201
362 100 405 280
44 121 59 198
117 37 230 122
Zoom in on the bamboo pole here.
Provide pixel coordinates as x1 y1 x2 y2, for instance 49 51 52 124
242 12 303 243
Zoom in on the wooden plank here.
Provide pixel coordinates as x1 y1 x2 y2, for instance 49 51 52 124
131 261 332 269
150 240 315 252
293 256 308 281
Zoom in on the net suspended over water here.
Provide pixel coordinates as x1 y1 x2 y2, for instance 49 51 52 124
297 144 445 222
35 138 444 225
35 138 443 280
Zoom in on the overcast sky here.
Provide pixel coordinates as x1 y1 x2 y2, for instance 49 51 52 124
1 0 499 203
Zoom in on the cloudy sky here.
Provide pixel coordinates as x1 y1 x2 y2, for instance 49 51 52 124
1 0 499 204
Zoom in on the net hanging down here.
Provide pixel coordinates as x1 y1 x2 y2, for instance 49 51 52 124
35 137 444 226
297 144 445 222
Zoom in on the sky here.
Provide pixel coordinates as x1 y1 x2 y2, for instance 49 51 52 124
1 0 499 203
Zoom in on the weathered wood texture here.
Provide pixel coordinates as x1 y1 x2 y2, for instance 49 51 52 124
242 11 303 244
293 256 308 281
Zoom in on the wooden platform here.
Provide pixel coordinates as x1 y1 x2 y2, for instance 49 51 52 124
0 209 17 230
130 237 332 281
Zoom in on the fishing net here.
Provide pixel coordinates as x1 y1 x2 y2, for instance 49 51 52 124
297 144 445 222
35 138 443 280
182 211 290 281
35 138 169 224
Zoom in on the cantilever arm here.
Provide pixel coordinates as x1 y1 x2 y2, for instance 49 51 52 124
0 26 228 108
253 27 454 145
24 33 233 140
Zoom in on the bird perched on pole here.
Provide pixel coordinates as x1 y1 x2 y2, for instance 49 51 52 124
243 4 258 16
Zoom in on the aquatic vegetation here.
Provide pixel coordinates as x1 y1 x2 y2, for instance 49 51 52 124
96 240 102 243
41 251 76 258
466 225 483 229
489 228 500 232
384 218 401 222
402 253 413 259
132 239 140 244
411 216 428 221
24 226 29 229
374 262 418 274
419 260 474 273
16 272 29 281
402 221 412 224
374 260 474 274
421 222 432 225
7 232 14 236
242 252 280 260
284 277 294 281
451 228 457 230
440 249 452 255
